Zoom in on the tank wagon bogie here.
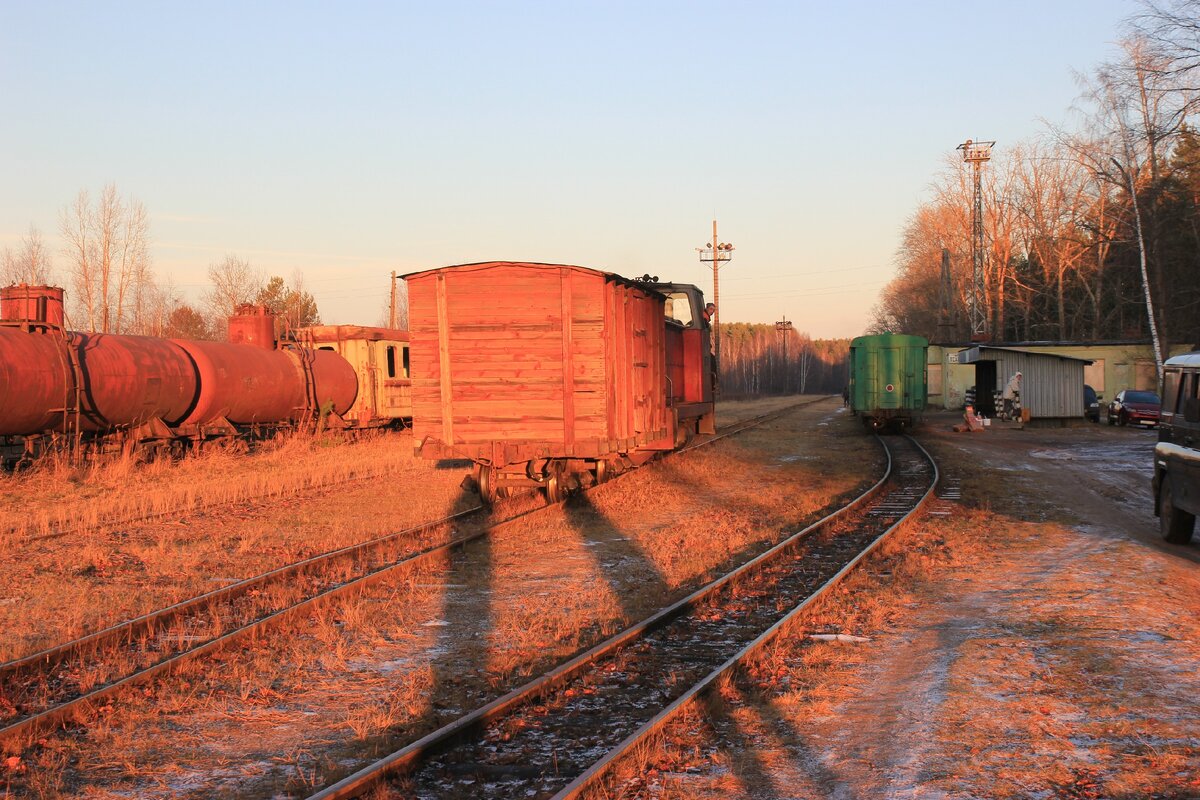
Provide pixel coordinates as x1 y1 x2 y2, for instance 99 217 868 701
0 285 412 467
405 262 716 503
848 333 929 432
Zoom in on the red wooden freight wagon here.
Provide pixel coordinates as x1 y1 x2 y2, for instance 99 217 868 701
405 261 715 502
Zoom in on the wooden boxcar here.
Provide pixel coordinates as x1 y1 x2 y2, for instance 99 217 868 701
298 325 412 428
405 262 715 501
848 333 929 431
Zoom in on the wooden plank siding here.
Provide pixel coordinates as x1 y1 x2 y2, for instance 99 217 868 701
406 261 671 464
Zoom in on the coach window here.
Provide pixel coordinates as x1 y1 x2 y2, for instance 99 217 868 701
666 292 693 326
386 345 396 378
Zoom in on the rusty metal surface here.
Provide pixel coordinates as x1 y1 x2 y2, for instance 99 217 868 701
306 347 359 416
71 332 199 430
0 328 70 435
0 285 65 326
227 305 276 349
172 339 307 425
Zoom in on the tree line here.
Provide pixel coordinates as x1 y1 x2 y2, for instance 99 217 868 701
873 2 1200 369
2 185 321 340
717 323 849 398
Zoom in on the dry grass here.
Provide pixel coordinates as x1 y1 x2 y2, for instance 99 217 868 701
8 398 876 797
0 430 423 542
0 432 477 663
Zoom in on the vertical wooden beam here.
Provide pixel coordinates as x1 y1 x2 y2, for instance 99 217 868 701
560 267 576 450
436 273 454 443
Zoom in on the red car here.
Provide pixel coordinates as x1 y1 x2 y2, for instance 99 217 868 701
1107 389 1161 427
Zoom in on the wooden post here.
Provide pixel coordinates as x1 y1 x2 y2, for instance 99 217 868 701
389 270 397 329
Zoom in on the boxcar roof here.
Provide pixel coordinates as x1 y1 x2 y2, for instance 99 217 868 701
958 345 1092 365
299 324 409 342
850 333 930 348
401 261 658 292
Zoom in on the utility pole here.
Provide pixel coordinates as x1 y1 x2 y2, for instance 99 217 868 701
956 138 994 340
776 317 793 393
389 270 397 329
697 220 734 372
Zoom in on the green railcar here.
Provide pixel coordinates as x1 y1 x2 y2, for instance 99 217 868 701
848 333 929 432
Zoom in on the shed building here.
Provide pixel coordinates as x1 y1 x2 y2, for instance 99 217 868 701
958 345 1092 423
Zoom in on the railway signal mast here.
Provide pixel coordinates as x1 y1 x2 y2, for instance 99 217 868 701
697 220 734 370
957 138 994 340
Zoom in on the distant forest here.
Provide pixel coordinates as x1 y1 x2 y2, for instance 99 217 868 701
873 5 1200 358
716 323 848 398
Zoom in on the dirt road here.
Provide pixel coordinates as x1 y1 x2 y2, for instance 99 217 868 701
622 406 1200 800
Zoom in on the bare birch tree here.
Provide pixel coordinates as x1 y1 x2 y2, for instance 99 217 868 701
59 184 153 333
2 225 54 285
203 254 264 338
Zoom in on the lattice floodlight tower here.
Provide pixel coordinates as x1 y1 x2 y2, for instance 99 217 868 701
956 138 995 339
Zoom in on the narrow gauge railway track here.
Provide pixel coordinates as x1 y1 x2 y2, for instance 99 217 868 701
308 434 936 800
0 399 823 752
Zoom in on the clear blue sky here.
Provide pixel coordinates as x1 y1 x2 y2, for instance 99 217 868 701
0 0 1137 337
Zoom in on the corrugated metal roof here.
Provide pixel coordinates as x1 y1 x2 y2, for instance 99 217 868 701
958 345 1093 365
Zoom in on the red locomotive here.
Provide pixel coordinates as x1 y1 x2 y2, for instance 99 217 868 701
0 285 410 465
405 261 716 502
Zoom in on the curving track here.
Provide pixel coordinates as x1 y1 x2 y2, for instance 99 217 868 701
307 434 937 800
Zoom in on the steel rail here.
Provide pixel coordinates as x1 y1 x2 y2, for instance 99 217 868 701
2 505 483 679
1 399 819 750
0 507 500 748
554 435 938 799
305 418 897 800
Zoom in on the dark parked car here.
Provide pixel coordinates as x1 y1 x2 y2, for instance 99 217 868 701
1107 389 1160 427
1084 384 1101 422
1153 352 1200 544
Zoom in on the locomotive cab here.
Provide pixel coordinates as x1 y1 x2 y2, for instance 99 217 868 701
646 281 717 439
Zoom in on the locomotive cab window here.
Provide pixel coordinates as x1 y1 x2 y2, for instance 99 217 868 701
664 292 693 326
386 345 396 378
402 346 410 378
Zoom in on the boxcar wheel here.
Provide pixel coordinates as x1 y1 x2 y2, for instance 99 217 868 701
545 470 565 504
1160 481 1196 544
477 464 500 505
